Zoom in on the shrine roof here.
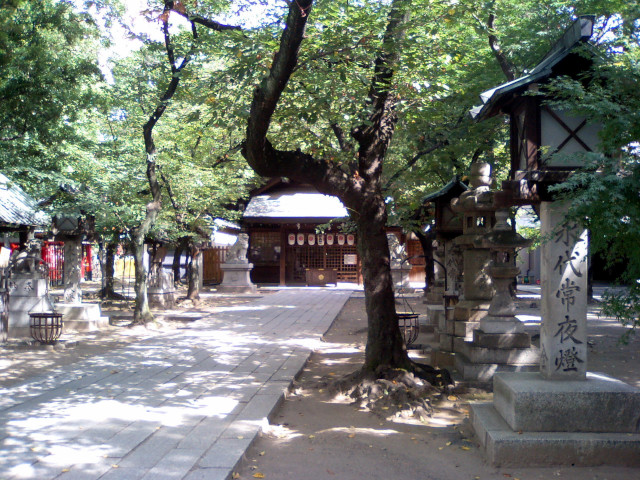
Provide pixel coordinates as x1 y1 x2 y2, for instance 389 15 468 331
471 15 595 120
0 173 48 229
421 176 469 204
243 182 348 224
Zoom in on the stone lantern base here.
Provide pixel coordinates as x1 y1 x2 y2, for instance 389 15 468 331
471 372 640 467
390 266 411 290
217 263 257 294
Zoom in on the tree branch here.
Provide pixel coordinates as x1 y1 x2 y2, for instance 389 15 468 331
383 140 449 191
167 1 242 32
484 13 516 81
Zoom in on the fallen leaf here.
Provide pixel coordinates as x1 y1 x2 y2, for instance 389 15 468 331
61 469 70 473
447 395 458 401
111 465 119 469
461 446 471 450
259 451 266 456
446 441 452 446
253 473 265 479
348 433 356 438
308 435 315 439
327 469 336 475
232 473 240 479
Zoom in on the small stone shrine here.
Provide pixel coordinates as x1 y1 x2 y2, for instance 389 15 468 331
454 209 539 381
218 233 257 293
469 16 640 466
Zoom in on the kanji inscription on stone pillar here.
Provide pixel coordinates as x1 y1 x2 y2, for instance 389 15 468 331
539 202 588 380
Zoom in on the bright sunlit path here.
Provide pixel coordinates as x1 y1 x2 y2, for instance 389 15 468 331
0 289 353 480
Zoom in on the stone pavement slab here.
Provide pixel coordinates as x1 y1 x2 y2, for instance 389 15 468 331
0 288 352 480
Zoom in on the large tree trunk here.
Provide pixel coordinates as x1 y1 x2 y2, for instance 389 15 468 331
131 238 153 323
99 241 126 300
357 206 411 372
242 0 448 384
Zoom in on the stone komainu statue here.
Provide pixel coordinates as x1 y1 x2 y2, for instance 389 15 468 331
9 240 46 276
387 233 406 269
226 233 249 264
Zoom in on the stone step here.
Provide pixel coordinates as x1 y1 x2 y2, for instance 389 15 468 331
454 337 540 364
454 354 539 382
471 402 640 467
453 320 479 338
472 330 531 349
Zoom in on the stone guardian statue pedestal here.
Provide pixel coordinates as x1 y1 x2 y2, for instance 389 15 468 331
218 234 257 294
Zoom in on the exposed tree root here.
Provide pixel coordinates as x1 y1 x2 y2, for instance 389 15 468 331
98 289 129 301
326 362 454 424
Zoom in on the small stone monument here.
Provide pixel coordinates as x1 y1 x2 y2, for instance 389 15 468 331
7 241 55 339
218 234 257 293
147 245 175 308
387 233 410 289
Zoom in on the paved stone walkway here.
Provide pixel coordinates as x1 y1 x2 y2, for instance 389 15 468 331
0 289 352 480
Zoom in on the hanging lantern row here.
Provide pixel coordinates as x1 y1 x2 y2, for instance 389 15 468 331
287 233 356 246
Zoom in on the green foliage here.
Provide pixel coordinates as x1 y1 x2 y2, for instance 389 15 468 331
0 0 103 198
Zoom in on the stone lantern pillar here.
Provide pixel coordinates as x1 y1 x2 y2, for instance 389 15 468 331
479 210 531 334
449 163 496 346
468 16 640 466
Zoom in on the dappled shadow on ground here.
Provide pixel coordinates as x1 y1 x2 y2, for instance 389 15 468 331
0 288 346 479
235 293 640 480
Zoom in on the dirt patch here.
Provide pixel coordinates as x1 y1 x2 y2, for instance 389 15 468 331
234 296 640 480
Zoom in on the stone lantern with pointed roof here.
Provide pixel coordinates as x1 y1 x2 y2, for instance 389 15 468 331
468 16 640 467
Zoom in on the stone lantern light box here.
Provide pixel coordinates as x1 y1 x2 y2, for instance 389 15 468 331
471 15 601 206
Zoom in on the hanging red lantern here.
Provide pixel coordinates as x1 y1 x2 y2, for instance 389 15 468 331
297 233 305 245
326 234 334 245
288 233 296 245
308 234 316 245
337 234 345 245
347 234 355 245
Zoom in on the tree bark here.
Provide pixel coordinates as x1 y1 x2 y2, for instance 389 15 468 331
186 239 201 302
131 4 197 324
99 241 126 300
173 237 188 285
